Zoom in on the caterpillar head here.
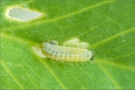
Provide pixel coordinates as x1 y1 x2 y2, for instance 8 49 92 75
49 40 59 45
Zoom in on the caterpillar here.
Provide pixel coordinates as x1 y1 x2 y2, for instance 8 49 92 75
41 40 94 62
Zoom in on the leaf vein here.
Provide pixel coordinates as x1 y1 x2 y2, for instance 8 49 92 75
91 27 135 48
0 61 25 90
30 53 67 89
97 63 122 90
3 0 115 31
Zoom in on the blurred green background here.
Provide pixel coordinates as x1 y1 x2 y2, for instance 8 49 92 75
0 0 135 90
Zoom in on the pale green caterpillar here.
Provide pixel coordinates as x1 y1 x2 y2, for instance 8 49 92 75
41 40 94 62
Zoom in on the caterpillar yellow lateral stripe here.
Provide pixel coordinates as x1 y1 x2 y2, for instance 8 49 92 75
41 40 94 62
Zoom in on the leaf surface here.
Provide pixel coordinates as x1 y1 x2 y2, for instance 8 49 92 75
0 0 135 89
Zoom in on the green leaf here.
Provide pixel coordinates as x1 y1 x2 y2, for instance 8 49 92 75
1 0 135 90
